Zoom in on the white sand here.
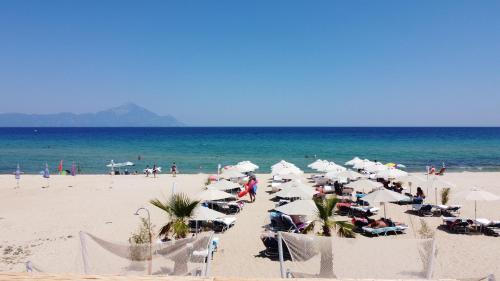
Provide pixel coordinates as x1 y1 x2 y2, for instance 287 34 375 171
0 172 499 278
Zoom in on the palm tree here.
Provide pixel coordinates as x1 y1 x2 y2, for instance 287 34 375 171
150 193 200 240
314 197 355 237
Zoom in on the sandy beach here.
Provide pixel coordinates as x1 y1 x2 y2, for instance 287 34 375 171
1 172 499 278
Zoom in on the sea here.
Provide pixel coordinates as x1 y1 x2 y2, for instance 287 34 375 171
1 127 500 174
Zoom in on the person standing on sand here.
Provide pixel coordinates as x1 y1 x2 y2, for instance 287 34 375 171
247 175 257 202
145 165 150 177
153 164 158 178
171 162 177 177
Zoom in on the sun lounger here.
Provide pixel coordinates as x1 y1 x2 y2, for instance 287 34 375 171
413 204 434 216
361 225 408 237
474 218 500 237
350 205 379 217
213 217 236 232
434 204 461 216
442 217 472 234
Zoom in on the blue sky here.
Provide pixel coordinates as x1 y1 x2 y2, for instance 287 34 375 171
0 0 499 126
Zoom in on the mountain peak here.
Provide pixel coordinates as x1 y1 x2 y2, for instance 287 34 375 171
0 104 184 127
107 103 150 116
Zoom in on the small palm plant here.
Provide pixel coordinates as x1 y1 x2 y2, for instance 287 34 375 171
440 187 450 205
150 193 200 240
314 197 355 237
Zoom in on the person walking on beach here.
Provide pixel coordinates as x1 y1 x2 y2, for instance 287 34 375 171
145 165 150 177
171 162 177 177
152 164 158 178
248 175 258 202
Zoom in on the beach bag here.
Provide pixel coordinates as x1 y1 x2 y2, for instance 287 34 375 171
253 185 258 193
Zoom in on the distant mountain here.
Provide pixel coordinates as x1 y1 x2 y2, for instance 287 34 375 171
0 103 184 127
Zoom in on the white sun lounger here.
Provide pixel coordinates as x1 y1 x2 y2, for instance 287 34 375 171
214 217 237 232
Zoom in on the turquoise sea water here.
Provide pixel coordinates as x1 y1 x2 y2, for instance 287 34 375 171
1 127 500 174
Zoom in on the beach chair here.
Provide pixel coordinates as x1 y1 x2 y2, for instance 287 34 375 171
350 205 379 218
341 187 354 197
417 204 434 217
260 231 291 258
336 202 353 216
188 220 204 233
435 204 461 217
361 225 408 237
442 217 471 234
475 218 500 237
213 217 236 232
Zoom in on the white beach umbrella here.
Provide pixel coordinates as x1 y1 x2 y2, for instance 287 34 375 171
235 161 259 172
271 160 294 170
206 180 241 191
353 159 375 170
310 160 328 171
345 179 383 191
238 160 258 169
326 170 364 180
191 206 226 221
281 173 302 181
308 159 325 169
220 168 245 179
345 157 362 166
197 189 236 201
364 162 388 173
274 199 317 217
454 187 500 221
274 183 318 199
318 162 347 173
273 166 303 176
275 180 307 190
375 168 408 180
362 188 410 217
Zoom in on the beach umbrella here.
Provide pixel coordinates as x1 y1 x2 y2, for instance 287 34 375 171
220 168 245 179
345 157 362 166
325 170 364 181
191 206 225 221
191 205 226 233
353 159 375 170
274 199 317 217
271 160 293 170
281 173 302 181
361 188 410 217
317 162 346 173
364 162 388 173
454 187 500 221
274 183 318 200
345 179 383 192
375 168 408 180
308 159 325 169
309 160 327 170
197 189 236 201
206 180 240 191
236 161 259 172
275 180 308 190
273 166 303 176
